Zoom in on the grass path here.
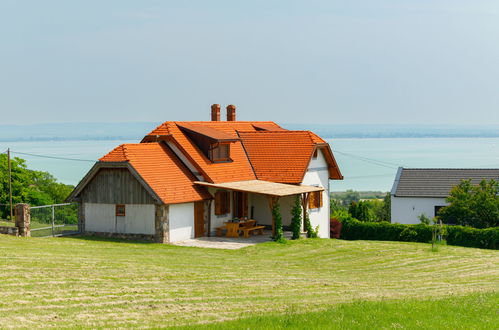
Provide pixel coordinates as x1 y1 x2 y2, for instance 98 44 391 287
0 235 497 328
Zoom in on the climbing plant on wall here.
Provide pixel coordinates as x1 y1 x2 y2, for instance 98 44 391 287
290 195 302 239
272 202 284 242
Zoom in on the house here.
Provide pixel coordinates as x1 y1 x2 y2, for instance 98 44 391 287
390 167 499 224
68 104 343 242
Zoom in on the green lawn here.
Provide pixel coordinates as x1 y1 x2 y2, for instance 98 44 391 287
178 293 498 329
0 235 497 329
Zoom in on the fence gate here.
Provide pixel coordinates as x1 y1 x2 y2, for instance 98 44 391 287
30 203 79 237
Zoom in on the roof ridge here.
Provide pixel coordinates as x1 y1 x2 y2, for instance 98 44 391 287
237 130 311 133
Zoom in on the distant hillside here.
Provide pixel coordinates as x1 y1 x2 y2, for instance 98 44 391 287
1 122 498 142
284 124 499 138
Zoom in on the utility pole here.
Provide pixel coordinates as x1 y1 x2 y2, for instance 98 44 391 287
7 148 13 222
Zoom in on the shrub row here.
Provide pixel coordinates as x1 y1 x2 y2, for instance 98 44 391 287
337 215 498 250
445 225 498 250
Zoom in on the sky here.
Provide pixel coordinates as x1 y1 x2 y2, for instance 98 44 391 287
1 0 499 125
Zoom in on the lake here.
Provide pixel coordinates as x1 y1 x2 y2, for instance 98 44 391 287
1 138 498 192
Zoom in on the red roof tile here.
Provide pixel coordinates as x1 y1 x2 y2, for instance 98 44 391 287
142 121 284 183
100 143 210 204
238 131 320 184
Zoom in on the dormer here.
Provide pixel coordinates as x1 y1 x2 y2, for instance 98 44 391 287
177 123 239 163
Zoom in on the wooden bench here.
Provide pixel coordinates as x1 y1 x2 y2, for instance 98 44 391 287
215 225 227 237
240 225 265 238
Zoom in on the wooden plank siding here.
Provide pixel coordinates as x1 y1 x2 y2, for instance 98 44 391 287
80 168 156 204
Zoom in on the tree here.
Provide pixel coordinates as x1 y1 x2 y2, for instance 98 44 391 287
438 179 499 228
348 201 372 222
0 154 74 219
290 195 302 239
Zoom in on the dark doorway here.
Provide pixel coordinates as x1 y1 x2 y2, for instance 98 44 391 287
194 201 205 237
233 191 248 219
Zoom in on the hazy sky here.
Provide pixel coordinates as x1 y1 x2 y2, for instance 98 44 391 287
1 1 498 125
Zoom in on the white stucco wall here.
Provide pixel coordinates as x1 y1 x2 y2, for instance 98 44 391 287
302 149 330 238
391 196 448 224
169 202 195 242
84 203 155 235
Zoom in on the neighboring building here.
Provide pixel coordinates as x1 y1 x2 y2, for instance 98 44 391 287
68 104 343 242
391 167 499 224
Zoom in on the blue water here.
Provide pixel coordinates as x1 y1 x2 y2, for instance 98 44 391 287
1 138 498 192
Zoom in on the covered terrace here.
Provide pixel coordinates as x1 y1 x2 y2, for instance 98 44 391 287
195 180 324 238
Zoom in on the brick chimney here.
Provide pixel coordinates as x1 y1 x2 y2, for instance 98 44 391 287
226 105 236 121
211 104 221 121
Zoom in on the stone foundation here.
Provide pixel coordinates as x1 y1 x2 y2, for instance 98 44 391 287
0 226 19 236
84 231 156 242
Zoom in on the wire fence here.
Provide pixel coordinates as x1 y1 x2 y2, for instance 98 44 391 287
30 203 79 237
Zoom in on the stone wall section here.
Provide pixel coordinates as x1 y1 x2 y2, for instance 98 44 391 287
155 204 169 243
0 226 19 236
15 204 30 237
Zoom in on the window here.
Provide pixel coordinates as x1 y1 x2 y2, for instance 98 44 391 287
116 204 126 216
308 191 323 209
214 190 231 215
209 143 230 162
434 206 445 216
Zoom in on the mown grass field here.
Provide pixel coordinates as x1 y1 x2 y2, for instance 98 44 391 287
0 235 497 329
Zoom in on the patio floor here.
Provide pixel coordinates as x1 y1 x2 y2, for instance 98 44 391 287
171 230 292 249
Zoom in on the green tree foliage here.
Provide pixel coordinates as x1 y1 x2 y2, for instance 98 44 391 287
290 195 302 240
348 201 372 222
438 179 499 229
380 192 391 222
418 213 432 225
0 154 74 219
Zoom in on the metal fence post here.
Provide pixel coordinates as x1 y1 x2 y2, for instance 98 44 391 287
51 205 55 237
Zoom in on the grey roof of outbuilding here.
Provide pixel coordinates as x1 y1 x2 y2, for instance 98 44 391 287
391 168 499 198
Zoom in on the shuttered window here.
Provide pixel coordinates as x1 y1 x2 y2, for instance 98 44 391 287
214 190 231 215
308 191 323 209
115 204 126 216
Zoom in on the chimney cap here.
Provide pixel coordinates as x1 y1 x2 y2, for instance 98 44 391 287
226 104 236 121
211 104 221 121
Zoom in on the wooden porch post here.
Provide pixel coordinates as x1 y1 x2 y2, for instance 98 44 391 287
267 195 279 236
301 193 310 232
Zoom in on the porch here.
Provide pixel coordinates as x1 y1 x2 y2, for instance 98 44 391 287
194 180 327 240
172 230 293 249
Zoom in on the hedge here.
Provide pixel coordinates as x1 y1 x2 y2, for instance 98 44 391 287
338 215 498 250
445 225 498 250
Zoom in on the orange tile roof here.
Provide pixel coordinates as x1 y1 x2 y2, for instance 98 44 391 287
100 143 210 204
238 131 321 184
146 121 283 136
177 123 240 141
142 121 284 183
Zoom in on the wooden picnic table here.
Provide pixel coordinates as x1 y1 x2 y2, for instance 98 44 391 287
223 220 265 238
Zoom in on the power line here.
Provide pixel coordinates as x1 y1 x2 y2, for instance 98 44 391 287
346 173 395 179
9 151 96 163
333 150 401 169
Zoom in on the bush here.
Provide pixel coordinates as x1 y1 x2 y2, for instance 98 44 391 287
446 225 498 250
336 214 497 250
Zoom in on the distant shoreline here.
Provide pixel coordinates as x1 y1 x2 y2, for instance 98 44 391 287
2 135 499 142
1 122 498 142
